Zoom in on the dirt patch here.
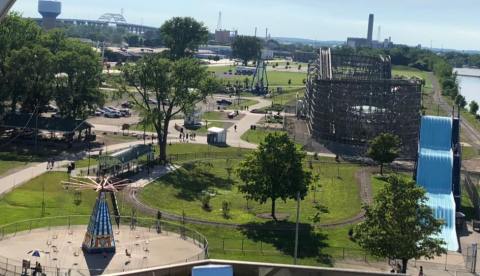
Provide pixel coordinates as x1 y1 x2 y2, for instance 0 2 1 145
256 212 290 221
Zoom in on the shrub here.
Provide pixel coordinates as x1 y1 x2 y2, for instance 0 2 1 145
201 193 211 211
222 201 231 219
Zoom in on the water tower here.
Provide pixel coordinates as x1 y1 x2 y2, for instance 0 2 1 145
38 0 61 30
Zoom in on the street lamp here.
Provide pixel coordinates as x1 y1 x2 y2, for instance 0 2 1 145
87 141 91 175
294 191 300 265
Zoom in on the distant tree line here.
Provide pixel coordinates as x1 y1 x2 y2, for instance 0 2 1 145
0 14 104 119
443 51 480 68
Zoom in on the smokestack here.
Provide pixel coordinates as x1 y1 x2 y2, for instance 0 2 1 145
367 14 374 42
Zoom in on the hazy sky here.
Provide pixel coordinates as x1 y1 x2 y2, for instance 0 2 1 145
11 0 480 50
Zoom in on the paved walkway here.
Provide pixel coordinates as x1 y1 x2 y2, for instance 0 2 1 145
92 96 271 150
0 160 72 196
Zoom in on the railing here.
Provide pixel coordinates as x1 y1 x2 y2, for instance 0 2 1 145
209 237 381 264
0 215 208 275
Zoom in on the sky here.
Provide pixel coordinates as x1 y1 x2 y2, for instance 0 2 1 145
10 0 480 51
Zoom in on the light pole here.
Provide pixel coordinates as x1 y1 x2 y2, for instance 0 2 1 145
294 191 300 265
87 141 91 175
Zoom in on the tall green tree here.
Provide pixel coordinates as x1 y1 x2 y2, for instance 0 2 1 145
470 101 479 115
367 133 401 175
236 133 312 220
54 40 104 119
232 36 262 66
0 14 42 114
353 175 446 273
122 56 218 162
6 45 55 113
454 94 467 109
160 17 208 59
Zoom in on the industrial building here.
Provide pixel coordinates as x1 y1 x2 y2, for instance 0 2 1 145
347 13 393 49
214 29 237 45
304 48 422 157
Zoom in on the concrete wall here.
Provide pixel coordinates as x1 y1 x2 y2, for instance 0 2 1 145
106 259 408 276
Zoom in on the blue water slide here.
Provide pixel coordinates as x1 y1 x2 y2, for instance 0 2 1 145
416 116 458 251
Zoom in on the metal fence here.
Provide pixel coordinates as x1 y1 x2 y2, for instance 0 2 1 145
209 237 382 263
0 216 208 276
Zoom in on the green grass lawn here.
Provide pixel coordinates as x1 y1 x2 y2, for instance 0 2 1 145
272 87 305 106
0 153 32 176
462 145 478 160
138 159 361 225
241 129 287 145
195 223 364 266
208 65 307 87
202 111 226 121
0 172 98 225
371 175 387 198
74 156 99 169
0 168 366 266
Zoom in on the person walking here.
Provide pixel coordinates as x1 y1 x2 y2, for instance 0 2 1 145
234 125 237 132
418 266 424 276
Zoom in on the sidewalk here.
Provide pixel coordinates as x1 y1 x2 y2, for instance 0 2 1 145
0 160 71 196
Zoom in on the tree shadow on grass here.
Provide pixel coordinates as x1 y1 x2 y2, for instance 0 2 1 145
240 221 332 265
162 162 234 201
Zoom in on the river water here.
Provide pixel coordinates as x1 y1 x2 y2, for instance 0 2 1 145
454 68 480 104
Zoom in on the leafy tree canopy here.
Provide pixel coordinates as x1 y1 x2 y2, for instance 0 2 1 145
236 133 311 220
232 36 263 66
353 175 446 273
367 133 401 175
160 17 208 59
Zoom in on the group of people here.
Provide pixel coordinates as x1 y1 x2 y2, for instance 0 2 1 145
46 159 55 170
179 131 196 143
390 264 424 275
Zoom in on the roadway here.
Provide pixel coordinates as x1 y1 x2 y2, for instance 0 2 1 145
430 72 480 149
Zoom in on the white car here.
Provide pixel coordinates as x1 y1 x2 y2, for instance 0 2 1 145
104 111 120 118
95 108 105 116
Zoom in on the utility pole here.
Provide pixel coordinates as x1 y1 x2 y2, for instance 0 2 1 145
34 108 39 153
294 191 300 265
41 181 46 217
87 141 91 175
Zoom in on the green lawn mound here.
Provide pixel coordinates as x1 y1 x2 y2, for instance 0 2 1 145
0 172 98 225
138 159 362 225
241 129 286 145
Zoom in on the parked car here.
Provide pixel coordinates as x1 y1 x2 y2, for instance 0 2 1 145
51 113 62 118
104 111 120 118
103 107 122 117
119 108 131 117
217 99 233 106
45 104 58 112
121 101 133 108
95 108 105 116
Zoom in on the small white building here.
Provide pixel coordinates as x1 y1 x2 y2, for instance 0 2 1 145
207 127 227 145
261 49 274 60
